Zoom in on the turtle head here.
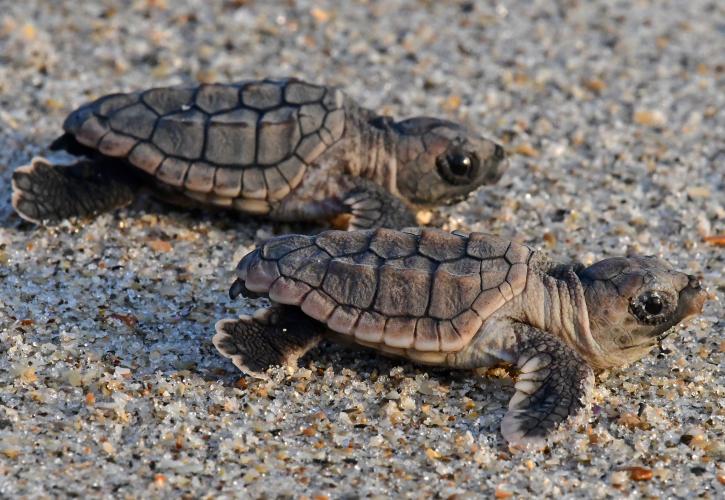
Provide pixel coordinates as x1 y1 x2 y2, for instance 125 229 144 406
579 256 708 367
389 117 507 206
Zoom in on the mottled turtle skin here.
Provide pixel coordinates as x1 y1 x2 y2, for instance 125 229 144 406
11 78 507 228
213 228 707 448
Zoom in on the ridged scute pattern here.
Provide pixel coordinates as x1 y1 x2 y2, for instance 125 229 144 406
63 78 347 208
238 228 535 352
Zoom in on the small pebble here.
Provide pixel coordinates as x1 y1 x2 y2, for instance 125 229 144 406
148 239 173 252
633 109 667 127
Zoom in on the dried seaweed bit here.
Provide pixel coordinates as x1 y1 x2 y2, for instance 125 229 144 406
703 235 725 247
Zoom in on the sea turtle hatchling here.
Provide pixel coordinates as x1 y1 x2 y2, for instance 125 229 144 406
213 228 707 447
11 78 507 229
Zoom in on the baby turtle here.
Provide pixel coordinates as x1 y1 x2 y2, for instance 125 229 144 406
11 78 506 229
213 228 707 447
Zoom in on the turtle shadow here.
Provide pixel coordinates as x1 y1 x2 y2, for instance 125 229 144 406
136 196 327 237
0 208 23 229
207 339 515 445
4 191 331 237
0 168 20 230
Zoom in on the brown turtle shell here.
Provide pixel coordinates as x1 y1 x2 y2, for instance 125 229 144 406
237 228 533 352
63 78 346 212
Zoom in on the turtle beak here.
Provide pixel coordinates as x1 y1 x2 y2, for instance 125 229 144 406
678 275 708 320
484 145 508 184
680 275 709 319
655 276 708 344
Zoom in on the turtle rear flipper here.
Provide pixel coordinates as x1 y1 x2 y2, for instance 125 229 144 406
11 157 137 225
213 306 323 379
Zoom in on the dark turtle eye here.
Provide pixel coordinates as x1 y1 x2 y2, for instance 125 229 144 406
448 152 472 175
630 291 670 325
644 294 663 315
436 150 479 185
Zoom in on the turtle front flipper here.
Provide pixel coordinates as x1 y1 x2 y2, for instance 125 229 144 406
270 176 416 230
11 157 137 225
339 178 416 230
501 325 594 450
213 305 323 379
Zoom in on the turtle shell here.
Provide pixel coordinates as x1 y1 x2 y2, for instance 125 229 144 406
62 78 347 211
237 228 534 352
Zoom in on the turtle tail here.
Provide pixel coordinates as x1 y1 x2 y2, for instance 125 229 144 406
11 157 137 225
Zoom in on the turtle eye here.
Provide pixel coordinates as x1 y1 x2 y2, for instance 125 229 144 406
448 152 472 175
630 291 671 325
436 150 479 185
644 294 663 315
